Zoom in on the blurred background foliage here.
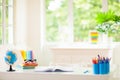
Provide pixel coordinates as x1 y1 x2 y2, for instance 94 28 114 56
45 0 120 42
0 0 11 44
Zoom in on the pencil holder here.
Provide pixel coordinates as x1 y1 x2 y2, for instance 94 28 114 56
93 63 99 74
106 62 110 74
99 63 105 74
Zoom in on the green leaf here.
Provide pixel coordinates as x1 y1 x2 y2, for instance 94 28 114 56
95 10 115 24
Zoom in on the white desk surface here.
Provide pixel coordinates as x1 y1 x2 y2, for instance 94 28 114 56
0 67 110 80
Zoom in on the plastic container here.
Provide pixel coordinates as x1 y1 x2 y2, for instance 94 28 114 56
93 63 99 74
99 62 105 74
106 62 110 74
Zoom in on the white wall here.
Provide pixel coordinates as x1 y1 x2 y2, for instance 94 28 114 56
51 48 109 64
14 0 43 65
14 0 27 47
14 0 53 66
25 0 41 65
13 0 112 66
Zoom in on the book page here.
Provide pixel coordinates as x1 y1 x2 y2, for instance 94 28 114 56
35 66 73 72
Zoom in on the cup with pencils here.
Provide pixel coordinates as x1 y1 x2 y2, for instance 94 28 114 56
92 55 110 74
20 50 38 69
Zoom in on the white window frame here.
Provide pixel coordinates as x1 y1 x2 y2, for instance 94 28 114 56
1 0 13 44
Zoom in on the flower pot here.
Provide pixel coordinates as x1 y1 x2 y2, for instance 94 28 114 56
99 33 108 44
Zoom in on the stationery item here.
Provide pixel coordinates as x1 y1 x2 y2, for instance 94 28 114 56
93 63 99 74
104 58 110 74
23 66 35 69
30 50 33 59
26 50 33 60
92 58 98 64
99 61 105 74
22 59 38 69
20 50 26 60
92 54 110 74
35 66 73 72
83 70 89 74
106 62 110 74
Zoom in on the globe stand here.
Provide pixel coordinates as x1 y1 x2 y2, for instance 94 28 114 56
7 65 15 72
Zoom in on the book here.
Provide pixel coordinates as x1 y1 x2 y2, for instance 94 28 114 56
34 66 73 72
23 66 35 69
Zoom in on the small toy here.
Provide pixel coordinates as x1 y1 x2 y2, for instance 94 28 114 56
89 31 99 44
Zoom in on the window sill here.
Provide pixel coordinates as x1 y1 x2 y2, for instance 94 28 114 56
46 42 120 50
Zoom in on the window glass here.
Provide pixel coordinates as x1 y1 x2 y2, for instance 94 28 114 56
0 26 2 44
6 27 8 43
45 0 120 43
46 0 102 42
0 6 2 43
108 0 120 42
73 0 102 42
6 0 13 6
5 26 13 44
46 0 68 42
0 0 13 44
0 6 2 25
6 0 13 44
0 0 2 4
6 6 13 26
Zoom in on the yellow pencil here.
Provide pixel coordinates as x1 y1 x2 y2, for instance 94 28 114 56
20 50 26 60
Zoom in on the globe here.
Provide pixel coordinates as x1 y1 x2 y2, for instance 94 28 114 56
4 50 17 72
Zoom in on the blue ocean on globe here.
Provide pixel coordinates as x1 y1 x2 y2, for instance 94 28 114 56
4 51 17 65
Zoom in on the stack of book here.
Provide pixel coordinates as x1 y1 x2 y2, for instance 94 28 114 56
22 59 38 69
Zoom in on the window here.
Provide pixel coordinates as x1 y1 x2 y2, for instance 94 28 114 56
43 0 120 44
45 0 69 42
73 0 101 42
108 0 120 42
0 0 13 44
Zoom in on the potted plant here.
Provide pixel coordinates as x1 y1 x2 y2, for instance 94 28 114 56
95 10 120 42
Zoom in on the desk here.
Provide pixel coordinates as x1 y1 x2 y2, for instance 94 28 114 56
0 69 109 80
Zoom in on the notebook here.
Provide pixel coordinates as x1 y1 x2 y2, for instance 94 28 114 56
34 66 73 72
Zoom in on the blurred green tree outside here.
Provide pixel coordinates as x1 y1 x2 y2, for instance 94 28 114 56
45 0 120 42
0 0 10 44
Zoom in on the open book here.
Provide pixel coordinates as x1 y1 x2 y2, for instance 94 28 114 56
34 66 73 72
